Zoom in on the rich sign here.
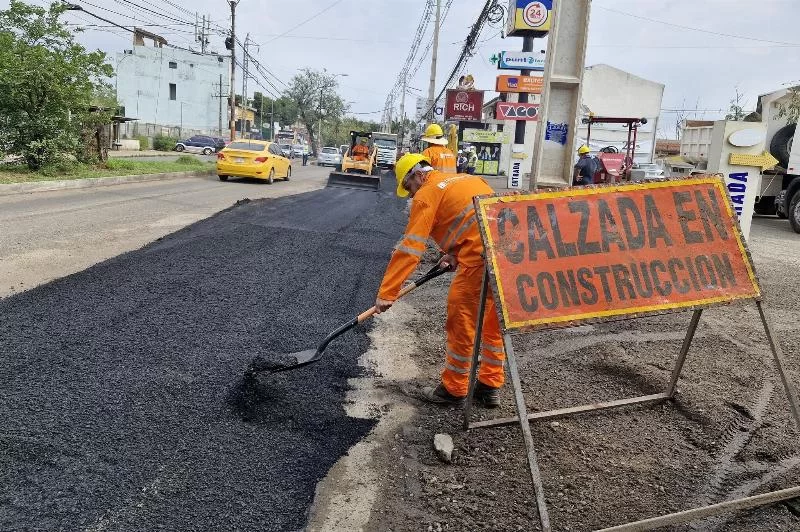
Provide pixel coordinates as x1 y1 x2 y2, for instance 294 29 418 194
496 75 544 93
496 102 540 121
444 89 484 121
474 178 761 331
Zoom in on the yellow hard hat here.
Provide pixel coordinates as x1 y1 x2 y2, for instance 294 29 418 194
423 123 444 137
394 153 430 198
578 145 591 155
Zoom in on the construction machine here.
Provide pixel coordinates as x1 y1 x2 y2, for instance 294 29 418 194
327 131 382 190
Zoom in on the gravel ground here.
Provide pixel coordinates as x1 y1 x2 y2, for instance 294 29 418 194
0 175 409 530
365 215 800 531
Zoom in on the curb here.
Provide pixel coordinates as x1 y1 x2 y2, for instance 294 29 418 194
0 169 215 196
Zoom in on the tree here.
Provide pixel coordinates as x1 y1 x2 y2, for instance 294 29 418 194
777 86 800 125
725 88 746 121
252 92 298 137
0 1 114 169
284 69 346 155
326 116 380 147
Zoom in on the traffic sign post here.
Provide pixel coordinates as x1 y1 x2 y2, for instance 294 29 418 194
462 177 800 531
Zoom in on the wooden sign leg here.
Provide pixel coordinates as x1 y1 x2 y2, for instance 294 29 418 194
756 301 800 429
666 309 703 398
504 333 552 531
463 268 489 430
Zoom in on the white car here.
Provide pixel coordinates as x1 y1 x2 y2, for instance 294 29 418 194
318 146 342 167
630 162 664 181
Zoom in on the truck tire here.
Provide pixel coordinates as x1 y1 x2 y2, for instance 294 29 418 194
770 124 795 169
789 189 800 234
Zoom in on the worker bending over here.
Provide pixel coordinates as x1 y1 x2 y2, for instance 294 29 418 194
352 138 370 161
421 123 457 173
374 154 505 407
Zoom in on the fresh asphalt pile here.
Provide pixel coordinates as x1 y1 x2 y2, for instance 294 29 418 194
0 175 409 530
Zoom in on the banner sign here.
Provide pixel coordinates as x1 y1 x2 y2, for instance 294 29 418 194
444 89 484 121
507 0 553 37
496 75 544 94
498 51 545 71
474 178 761 331
496 102 540 121
464 128 508 143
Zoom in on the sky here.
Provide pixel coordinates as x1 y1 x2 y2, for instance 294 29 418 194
8 0 800 139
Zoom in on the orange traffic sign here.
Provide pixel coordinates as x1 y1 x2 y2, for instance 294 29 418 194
495 74 544 94
474 177 761 331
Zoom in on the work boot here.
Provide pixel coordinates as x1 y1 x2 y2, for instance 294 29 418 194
417 383 466 407
473 381 501 408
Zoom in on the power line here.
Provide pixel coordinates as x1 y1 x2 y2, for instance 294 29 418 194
595 5 800 47
264 0 346 44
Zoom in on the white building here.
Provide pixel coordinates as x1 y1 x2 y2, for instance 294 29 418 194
116 30 230 138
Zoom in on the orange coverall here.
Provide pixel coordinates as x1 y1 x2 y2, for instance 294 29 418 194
378 171 504 397
352 144 370 161
422 145 457 174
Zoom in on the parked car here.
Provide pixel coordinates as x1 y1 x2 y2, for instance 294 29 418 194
292 144 305 158
216 140 291 184
317 146 342 167
279 144 293 158
175 135 225 155
339 144 349 156
630 162 665 181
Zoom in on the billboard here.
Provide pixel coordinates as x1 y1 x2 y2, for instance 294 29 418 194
415 96 444 121
498 51 545 71
474 177 761 331
496 74 544 94
463 129 508 143
444 89 484 121
496 102 540 121
507 0 553 37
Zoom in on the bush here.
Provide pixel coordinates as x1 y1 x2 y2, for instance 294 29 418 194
105 158 137 171
136 135 150 150
175 155 203 166
152 134 178 151
39 160 83 177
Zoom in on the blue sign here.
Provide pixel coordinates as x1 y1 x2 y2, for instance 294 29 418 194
545 121 568 145
498 51 545 71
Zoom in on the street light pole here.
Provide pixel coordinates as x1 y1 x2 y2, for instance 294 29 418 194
227 0 240 142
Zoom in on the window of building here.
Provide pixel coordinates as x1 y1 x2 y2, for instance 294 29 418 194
496 124 504 132
168 61 177 69
169 83 176 101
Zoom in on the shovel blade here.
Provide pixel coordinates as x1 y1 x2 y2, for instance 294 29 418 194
326 171 381 191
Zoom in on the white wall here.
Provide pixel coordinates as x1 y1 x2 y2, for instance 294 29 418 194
116 46 230 135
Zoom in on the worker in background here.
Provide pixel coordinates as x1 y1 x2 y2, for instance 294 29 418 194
352 138 370 161
373 153 505 408
573 145 596 186
302 145 309 166
421 123 457 173
466 147 477 174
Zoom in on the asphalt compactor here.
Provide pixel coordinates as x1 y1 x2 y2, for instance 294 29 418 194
326 131 382 191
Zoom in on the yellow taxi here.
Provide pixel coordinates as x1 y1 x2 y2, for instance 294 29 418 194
216 140 291 183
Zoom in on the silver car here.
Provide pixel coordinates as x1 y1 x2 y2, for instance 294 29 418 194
317 146 342 167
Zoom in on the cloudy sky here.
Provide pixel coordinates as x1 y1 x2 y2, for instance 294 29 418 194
9 0 800 138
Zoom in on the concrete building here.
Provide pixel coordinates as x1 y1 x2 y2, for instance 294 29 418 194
116 30 230 139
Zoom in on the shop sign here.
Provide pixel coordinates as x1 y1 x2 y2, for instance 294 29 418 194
496 74 544 94
444 89 484 121
496 102 540 121
506 0 553 37
498 51 545 71
463 129 508 143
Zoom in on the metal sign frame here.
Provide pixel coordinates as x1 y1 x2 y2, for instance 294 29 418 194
462 185 800 531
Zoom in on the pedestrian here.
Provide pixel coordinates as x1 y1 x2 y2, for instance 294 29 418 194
457 150 467 173
302 145 309 166
573 145 596 186
466 147 477 174
421 123 457 173
373 153 505 408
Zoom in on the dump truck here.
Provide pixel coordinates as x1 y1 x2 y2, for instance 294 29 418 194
371 132 398 170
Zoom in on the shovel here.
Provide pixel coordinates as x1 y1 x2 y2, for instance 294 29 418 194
248 262 451 376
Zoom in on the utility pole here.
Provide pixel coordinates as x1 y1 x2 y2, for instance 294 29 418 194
398 76 406 147
242 33 250 121
216 74 224 136
195 13 210 53
426 0 441 122
227 0 240 142
514 36 535 144
259 93 264 138
270 98 275 140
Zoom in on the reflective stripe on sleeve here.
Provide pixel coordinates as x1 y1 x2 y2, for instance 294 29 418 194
404 234 429 246
446 216 476 252
394 244 424 257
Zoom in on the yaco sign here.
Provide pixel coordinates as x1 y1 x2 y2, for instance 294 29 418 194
498 50 545 71
496 102 539 121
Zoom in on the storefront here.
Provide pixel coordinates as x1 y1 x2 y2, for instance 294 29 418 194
463 128 508 176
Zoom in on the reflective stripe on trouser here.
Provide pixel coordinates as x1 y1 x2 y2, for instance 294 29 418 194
441 263 505 397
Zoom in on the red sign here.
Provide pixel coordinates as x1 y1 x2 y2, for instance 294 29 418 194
496 102 540 121
474 178 760 331
445 89 484 121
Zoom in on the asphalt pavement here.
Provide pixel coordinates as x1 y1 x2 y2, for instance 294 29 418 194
0 172 409 530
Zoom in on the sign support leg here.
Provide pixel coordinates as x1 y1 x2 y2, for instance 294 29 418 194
756 301 800 429
463 267 489 430
504 333 551 531
666 309 702 398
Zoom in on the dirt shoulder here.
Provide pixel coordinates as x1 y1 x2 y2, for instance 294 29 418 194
336 217 800 531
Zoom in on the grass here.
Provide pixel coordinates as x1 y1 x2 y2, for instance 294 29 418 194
0 156 213 185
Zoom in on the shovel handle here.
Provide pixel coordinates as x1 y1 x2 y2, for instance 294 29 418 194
356 263 451 323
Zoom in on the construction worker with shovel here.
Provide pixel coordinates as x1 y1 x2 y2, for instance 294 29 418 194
421 123 457 174
374 153 504 408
